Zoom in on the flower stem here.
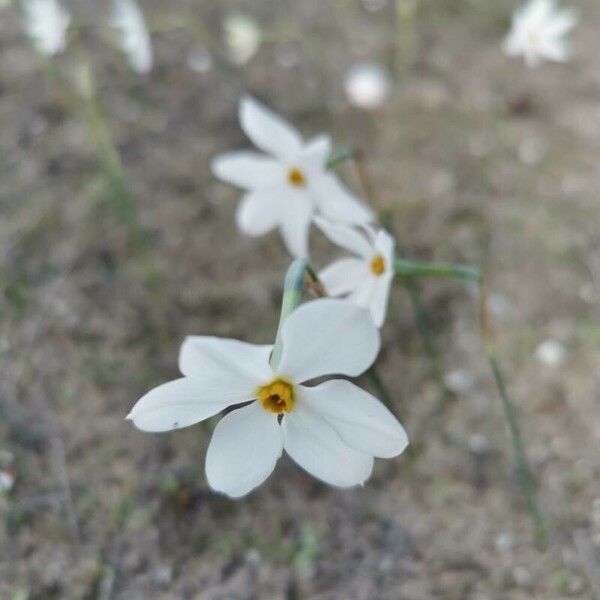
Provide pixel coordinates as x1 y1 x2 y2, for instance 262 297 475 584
326 148 359 170
403 276 452 410
395 258 481 282
487 350 548 550
43 57 162 294
395 0 420 77
270 259 308 369
480 277 548 549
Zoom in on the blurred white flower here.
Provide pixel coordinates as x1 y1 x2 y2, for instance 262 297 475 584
224 12 261 66
317 219 395 327
21 0 71 56
503 0 578 67
128 299 408 498
212 96 374 258
535 339 567 366
111 0 153 74
344 62 392 110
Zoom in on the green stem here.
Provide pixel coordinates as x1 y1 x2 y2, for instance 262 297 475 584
326 148 359 170
395 258 481 282
395 0 420 76
403 276 452 409
270 259 308 369
488 351 548 550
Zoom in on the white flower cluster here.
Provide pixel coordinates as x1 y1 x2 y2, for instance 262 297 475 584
20 0 153 74
212 96 396 327
129 97 409 497
504 0 578 67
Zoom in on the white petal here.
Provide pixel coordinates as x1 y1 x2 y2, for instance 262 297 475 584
299 380 408 458
211 151 284 190
319 257 368 296
545 9 578 37
239 95 303 161
111 0 153 74
127 378 237 432
299 134 332 175
503 32 521 57
349 276 378 310
277 298 380 382
312 174 374 225
236 188 285 236
279 190 314 258
179 336 273 388
314 217 374 259
205 402 283 498
539 38 569 62
22 0 71 56
374 229 396 266
282 404 373 487
369 273 393 327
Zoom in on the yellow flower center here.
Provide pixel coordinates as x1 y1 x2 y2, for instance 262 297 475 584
258 379 295 414
287 167 307 188
370 254 386 276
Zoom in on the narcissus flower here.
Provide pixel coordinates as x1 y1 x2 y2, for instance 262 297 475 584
317 219 395 327
22 0 71 56
503 0 578 67
111 0 153 74
211 96 374 258
128 299 408 498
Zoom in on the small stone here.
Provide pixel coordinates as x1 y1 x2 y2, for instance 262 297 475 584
187 46 213 73
0 470 14 493
245 548 261 569
153 565 173 587
469 433 490 456
224 13 261 66
513 566 533 588
275 43 300 69
518 138 546 165
487 293 512 320
344 63 392 110
495 533 513 553
535 339 567 366
445 369 473 394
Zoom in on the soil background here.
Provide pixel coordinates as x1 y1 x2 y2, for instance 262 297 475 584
1 1 600 598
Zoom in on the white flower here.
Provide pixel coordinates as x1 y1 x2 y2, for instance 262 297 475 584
344 62 392 110
212 96 374 258
503 0 578 67
224 13 261 66
21 0 71 56
127 299 408 498
111 0 153 74
317 219 395 327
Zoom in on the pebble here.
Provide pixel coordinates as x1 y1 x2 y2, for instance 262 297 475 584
512 565 533 588
344 62 392 110
535 339 567 366
187 46 213 73
445 369 474 394
0 470 14 493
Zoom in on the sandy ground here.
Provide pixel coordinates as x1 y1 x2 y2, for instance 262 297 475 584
1 0 600 598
